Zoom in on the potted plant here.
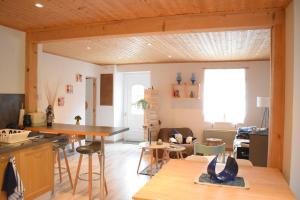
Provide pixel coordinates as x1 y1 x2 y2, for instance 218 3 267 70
74 115 82 125
136 99 149 110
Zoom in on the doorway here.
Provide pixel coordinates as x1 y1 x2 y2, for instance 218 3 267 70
85 77 96 126
123 72 151 141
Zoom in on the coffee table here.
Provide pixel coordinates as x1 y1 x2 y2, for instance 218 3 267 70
205 137 224 146
137 141 170 177
167 144 186 159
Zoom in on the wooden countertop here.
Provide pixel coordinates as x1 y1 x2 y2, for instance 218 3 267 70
133 159 295 200
26 123 129 137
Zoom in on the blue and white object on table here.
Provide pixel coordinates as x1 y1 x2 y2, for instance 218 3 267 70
207 156 239 183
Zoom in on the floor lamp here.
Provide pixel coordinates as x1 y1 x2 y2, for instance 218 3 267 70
257 97 270 128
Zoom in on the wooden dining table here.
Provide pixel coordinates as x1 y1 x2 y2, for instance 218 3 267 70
133 159 295 200
27 123 129 200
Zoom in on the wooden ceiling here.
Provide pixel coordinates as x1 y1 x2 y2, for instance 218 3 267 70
0 0 290 31
43 29 270 65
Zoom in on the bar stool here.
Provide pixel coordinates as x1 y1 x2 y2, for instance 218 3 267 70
73 141 108 200
52 139 74 189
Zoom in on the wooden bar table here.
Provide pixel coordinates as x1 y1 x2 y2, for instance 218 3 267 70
27 123 129 200
133 159 295 200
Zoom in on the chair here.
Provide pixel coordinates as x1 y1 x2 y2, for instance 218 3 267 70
73 141 108 200
194 143 226 162
52 139 74 194
68 134 85 152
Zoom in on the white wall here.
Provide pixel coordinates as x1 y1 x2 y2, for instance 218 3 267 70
115 61 270 140
289 0 300 198
38 49 121 141
0 25 25 94
113 66 125 141
37 46 102 125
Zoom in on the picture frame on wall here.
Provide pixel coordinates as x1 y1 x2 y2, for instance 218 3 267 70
76 73 83 82
66 84 73 94
58 97 64 106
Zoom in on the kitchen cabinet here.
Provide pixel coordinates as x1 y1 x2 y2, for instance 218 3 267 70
0 143 53 200
19 143 53 199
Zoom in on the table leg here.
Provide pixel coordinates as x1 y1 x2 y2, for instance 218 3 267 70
137 148 144 174
166 150 170 161
155 149 158 169
150 150 154 178
63 149 74 188
180 152 183 159
100 136 105 199
57 150 62 183
160 149 167 168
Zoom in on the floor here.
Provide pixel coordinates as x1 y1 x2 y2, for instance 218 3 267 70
39 142 151 200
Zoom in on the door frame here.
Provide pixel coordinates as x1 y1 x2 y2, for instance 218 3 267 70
86 77 97 126
123 71 151 141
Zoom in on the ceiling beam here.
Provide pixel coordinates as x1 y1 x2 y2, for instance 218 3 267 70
30 9 279 42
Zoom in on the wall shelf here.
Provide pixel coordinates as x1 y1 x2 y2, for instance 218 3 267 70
172 83 200 99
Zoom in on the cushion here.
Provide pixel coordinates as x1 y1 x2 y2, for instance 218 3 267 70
169 137 177 143
169 135 196 144
186 136 194 144
174 133 183 144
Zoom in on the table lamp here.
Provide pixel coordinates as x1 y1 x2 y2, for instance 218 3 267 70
256 97 270 128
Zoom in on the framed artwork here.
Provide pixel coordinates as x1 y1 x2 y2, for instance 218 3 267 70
66 84 73 94
76 73 83 82
58 97 64 106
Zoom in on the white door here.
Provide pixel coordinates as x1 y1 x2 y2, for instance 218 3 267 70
124 72 150 141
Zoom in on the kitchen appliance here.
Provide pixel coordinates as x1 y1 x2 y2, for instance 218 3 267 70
0 129 31 143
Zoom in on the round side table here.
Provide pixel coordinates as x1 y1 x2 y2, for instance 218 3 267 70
205 138 223 146
137 141 170 177
167 145 186 159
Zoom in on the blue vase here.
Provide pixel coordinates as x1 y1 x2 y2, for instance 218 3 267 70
191 73 196 85
176 73 182 84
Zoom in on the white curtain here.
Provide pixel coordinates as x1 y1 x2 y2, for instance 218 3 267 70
203 69 246 124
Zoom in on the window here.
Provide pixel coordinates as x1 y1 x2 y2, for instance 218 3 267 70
203 69 246 124
131 84 145 115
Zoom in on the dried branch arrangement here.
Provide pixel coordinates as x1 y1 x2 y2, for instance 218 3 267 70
44 81 59 107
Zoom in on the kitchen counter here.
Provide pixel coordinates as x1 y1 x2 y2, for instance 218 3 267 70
0 132 66 154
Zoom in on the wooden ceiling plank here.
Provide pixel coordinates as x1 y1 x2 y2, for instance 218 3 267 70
42 29 271 65
0 0 291 31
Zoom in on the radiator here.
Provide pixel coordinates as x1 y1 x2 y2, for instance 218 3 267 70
203 129 237 150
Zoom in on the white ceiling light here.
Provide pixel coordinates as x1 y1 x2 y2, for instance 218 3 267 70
34 3 44 8
168 55 172 58
86 46 91 50
147 43 152 46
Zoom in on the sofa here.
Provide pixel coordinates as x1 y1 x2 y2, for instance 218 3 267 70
156 128 195 158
